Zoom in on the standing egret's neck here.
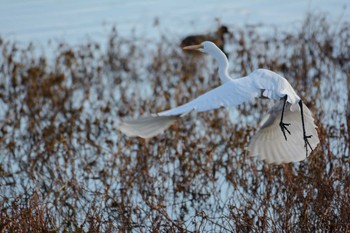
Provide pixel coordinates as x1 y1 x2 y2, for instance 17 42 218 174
209 48 231 83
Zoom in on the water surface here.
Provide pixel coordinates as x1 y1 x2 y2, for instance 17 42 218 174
0 0 348 44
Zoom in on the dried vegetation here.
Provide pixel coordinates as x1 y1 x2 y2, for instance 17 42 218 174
0 14 350 232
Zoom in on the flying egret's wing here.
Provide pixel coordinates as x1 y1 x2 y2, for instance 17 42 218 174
119 115 179 138
248 69 301 105
248 101 319 164
157 69 302 117
159 77 260 116
119 77 260 138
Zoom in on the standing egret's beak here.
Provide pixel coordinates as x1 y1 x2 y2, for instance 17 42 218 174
182 44 203 51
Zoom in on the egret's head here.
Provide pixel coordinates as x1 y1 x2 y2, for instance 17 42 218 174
183 41 219 54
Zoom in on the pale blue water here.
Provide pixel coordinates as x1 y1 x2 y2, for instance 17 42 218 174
0 0 348 44
0 1 348 231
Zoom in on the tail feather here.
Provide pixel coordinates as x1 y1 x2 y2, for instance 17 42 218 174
119 115 180 138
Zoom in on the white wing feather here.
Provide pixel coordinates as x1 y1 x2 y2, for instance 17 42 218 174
159 69 301 117
159 77 260 116
248 69 301 104
248 101 319 164
119 77 260 139
119 115 179 138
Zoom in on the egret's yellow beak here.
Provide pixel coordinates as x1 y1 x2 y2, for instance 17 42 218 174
182 44 203 51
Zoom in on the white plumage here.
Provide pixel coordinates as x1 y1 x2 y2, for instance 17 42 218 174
119 41 319 164
248 101 319 163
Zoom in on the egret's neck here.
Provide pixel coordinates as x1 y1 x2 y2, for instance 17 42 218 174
211 49 231 83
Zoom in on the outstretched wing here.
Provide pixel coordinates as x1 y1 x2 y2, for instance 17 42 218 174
159 77 260 116
159 69 301 117
248 101 319 164
119 115 179 138
118 69 304 143
119 78 260 139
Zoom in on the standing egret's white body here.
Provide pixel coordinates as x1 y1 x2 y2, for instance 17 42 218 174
119 41 319 164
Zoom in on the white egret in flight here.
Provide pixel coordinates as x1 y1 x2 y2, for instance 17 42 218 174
119 41 319 164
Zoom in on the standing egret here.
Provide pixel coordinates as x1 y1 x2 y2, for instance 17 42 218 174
119 41 319 164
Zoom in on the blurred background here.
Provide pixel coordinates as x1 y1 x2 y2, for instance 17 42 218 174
1 0 349 45
0 1 349 232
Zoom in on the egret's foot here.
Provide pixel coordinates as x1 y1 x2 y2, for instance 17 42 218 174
304 134 313 156
279 121 291 141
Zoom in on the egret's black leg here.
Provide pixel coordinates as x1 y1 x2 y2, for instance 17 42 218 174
298 100 313 156
279 95 291 141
